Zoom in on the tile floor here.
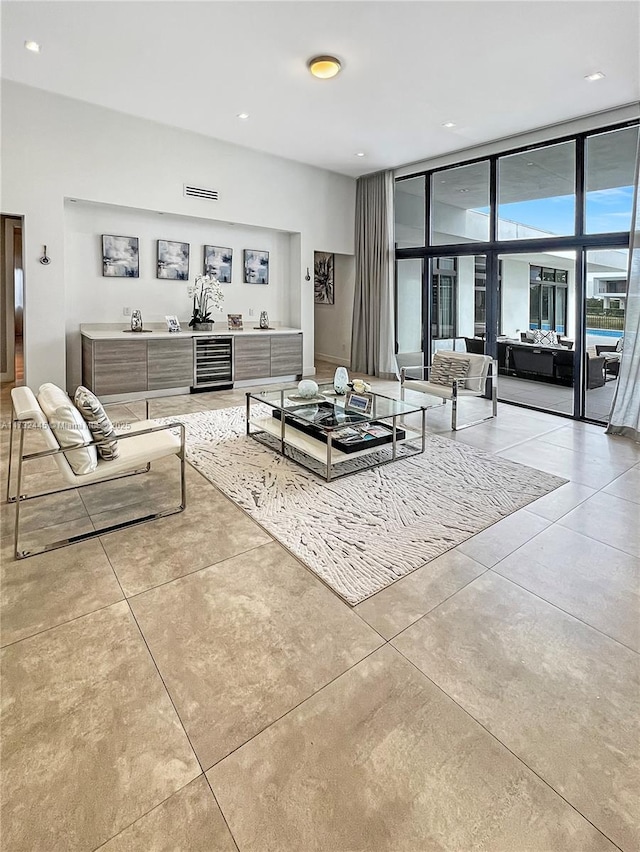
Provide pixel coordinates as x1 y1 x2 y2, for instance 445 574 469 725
498 374 616 421
1 363 638 851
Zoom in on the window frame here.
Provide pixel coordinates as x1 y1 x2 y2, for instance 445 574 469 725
394 118 638 423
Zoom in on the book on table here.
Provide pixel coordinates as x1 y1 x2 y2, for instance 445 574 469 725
270 403 406 453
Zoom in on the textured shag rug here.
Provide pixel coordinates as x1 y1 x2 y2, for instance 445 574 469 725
164 406 566 605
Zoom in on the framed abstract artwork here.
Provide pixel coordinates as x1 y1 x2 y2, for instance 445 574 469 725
243 249 269 285
314 251 334 304
157 239 190 280
102 235 139 278
203 245 233 282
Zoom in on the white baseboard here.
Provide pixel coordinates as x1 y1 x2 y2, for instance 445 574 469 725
315 352 351 367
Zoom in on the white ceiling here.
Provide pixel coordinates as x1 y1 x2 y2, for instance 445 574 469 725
2 0 639 177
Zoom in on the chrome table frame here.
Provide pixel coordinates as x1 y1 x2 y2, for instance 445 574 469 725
245 388 430 482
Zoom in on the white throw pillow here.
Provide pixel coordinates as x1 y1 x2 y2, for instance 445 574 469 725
532 329 558 346
37 383 98 475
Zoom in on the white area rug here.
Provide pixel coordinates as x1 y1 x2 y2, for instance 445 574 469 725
165 406 566 605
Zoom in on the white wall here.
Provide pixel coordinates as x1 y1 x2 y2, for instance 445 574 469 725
500 255 576 340
64 201 294 388
1 82 356 390
313 253 355 366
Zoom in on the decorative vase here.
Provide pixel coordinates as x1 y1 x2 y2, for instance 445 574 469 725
259 311 269 329
130 310 143 332
193 322 213 331
333 366 349 394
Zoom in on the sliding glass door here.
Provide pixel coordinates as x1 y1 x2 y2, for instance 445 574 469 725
430 255 488 359
497 251 576 416
584 248 628 421
396 258 424 370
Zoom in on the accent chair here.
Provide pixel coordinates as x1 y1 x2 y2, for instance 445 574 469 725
400 351 497 431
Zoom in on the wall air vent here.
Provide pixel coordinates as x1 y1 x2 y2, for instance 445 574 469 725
184 184 219 201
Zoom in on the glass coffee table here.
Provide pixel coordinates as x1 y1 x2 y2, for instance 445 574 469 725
246 383 438 481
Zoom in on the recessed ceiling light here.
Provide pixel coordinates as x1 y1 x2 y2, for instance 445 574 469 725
308 55 342 79
442 121 456 129
458 188 470 193
24 40 41 53
236 112 250 120
585 71 605 81
355 152 366 158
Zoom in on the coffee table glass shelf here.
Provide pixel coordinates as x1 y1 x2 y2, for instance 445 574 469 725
246 384 436 481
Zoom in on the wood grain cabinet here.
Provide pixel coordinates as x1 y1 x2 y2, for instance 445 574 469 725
233 335 271 381
81 330 303 396
89 339 148 396
270 334 303 377
147 338 193 390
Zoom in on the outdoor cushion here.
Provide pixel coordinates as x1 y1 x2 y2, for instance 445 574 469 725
37 383 98 475
74 385 119 460
532 329 558 346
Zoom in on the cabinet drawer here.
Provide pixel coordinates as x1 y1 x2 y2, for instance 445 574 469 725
92 340 148 395
270 334 302 377
234 336 271 381
148 338 193 390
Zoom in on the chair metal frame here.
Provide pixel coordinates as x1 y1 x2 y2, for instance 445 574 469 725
400 360 498 431
6 398 186 560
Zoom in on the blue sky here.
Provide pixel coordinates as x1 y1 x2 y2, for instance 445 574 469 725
487 186 635 236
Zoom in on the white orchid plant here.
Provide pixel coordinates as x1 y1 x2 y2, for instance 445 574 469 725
188 274 224 327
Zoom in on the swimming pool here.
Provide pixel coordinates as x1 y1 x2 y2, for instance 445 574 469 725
586 328 624 338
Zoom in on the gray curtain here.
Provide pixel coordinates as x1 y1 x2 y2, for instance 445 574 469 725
351 171 397 379
606 137 640 442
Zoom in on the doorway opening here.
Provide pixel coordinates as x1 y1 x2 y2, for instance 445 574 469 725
1 215 24 387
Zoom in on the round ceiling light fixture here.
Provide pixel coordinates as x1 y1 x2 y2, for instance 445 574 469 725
24 40 41 53
308 55 342 79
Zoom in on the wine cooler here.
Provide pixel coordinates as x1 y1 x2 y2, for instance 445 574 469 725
192 336 233 389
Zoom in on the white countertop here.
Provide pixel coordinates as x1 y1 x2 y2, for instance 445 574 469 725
80 324 302 341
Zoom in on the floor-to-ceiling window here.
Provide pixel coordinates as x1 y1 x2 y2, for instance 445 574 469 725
394 119 639 422
396 258 423 370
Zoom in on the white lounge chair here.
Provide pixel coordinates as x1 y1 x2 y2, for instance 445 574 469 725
6 386 186 559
